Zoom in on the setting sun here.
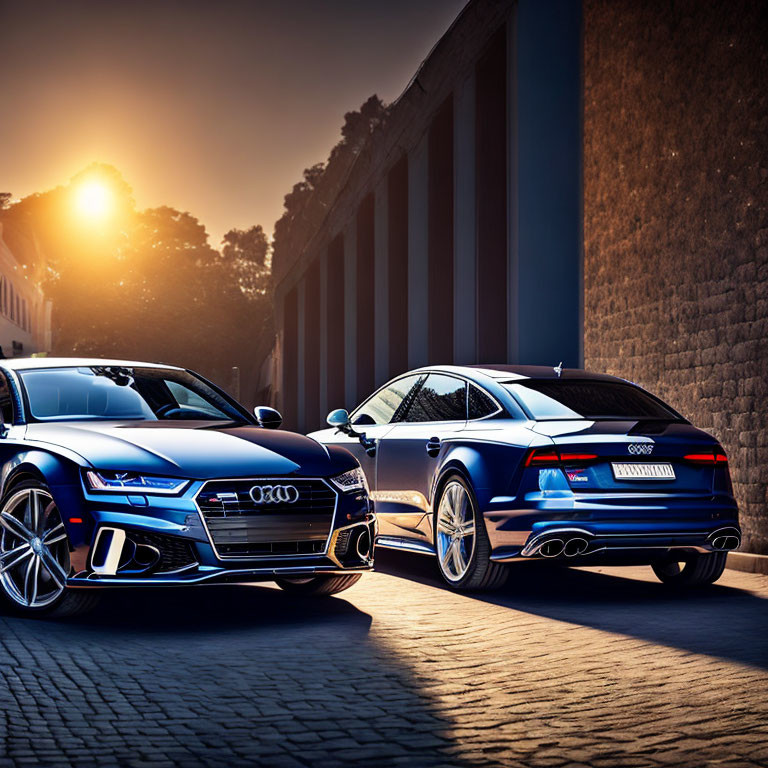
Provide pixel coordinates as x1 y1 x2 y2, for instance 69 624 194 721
74 179 112 219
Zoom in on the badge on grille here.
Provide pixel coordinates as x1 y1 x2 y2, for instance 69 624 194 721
249 484 300 504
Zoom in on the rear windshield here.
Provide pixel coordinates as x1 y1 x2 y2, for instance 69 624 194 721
503 379 680 421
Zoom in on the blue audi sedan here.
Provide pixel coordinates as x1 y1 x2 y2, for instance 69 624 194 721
310 365 740 591
0 359 374 617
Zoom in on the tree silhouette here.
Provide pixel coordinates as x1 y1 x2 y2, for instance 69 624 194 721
0 164 273 404
272 95 389 265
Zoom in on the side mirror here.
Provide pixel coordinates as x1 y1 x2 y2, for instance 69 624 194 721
326 408 351 432
254 406 282 429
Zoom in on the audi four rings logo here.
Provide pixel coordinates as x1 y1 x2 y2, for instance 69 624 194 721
249 485 300 504
628 444 654 455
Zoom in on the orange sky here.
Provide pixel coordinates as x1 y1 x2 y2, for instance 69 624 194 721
0 0 466 246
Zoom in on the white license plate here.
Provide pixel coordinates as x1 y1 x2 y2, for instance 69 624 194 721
611 462 676 480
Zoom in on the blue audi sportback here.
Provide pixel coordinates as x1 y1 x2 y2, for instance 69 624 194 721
0 359 374 617
311 365 740 591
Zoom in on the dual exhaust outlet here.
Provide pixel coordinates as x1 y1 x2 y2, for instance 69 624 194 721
538 536 590 558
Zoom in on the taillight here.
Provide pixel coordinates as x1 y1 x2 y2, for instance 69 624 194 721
524 448 560 467
560 453 599 463
684 449 728 464
523 448 598 467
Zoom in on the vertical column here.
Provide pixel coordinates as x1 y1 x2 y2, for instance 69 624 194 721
281 286 298 431
453 72 477 365
344 220 357 407
296 279 306 431
356 195 375 399
476 27 508 363
326 235 346 410
511 0 583 367
303 258 321 431
318 249 329 420
388 155 409 378
274 292 284 413
428 95 455 365
374 179 389 386
408 134 429 369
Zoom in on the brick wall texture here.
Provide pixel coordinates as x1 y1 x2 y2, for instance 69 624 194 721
583 0 768 553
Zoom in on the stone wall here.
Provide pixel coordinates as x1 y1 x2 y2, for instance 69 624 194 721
583 0 768 552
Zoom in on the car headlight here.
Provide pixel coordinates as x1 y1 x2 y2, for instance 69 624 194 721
85 470 189 495
330 466 369 494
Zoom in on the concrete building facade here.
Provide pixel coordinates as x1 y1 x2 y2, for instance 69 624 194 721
272 0 768 553
0 223 51 359
272 0 583 433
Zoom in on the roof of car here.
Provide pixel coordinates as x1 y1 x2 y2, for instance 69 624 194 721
416 364 623 382
0 357 183 371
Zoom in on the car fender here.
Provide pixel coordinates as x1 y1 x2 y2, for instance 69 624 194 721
0 449 84 499
433 438 534 512
431 444 495 510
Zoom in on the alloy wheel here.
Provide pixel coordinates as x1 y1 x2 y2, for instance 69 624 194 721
435 480 476 582
0 488 71 609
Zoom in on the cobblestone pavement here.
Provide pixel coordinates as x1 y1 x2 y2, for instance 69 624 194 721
0 554 766 768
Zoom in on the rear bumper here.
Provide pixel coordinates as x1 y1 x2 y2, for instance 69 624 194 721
484 492 740 563
489 524 741 563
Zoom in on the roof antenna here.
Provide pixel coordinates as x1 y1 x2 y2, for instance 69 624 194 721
554 362 563 378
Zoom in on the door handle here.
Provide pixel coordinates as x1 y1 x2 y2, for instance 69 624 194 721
426 437 441 458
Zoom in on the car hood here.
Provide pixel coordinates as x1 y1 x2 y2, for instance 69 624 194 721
24 421 350 479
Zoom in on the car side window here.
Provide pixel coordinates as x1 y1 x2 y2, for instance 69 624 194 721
468 385 498 420
399 374 467 423
0 370 14 424
351 374 423 426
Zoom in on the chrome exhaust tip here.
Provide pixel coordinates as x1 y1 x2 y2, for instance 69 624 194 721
709 527 741 552
355 528 372 561
712 535 740 551
564 537 589 557
539 538 565 558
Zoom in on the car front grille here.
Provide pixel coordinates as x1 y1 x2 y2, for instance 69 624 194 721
195 478 337 559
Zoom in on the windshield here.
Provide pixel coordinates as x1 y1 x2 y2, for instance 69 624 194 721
504 379 681 421
19 366 248 423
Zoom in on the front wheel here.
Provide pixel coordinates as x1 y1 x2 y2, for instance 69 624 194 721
0 480 100 618
434 474 507 591
274 573 362 596
651 551 728 587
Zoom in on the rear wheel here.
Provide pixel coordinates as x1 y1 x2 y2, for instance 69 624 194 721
651 551 728 587
275 573 362 596
0 480 100 618
434 474 507 591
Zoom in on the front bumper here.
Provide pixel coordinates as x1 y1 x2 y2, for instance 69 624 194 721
68 561 373 588
54 477 376 588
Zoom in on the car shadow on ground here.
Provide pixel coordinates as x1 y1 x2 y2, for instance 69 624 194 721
375 548 768 670
0 582 482 768
49 582 373 636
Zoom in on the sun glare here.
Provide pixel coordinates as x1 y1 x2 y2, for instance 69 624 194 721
74 180 112 219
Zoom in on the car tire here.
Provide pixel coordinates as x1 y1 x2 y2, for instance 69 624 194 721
651 551 728 587
274 573 362 596
0 479 101 619
433 473 507 591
